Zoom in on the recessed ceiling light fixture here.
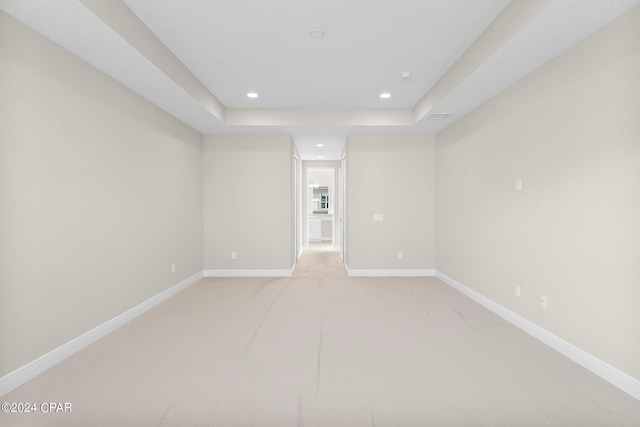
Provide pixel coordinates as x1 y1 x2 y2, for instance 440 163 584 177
246 92 259 98
379 92 391 99
310 28 324 39
401 71 412 79
428 114 451 120
317 155 324 159
315 143 324 147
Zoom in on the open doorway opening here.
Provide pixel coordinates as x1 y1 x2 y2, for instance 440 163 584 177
303 165 341 253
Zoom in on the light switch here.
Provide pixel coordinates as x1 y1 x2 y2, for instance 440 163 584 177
515 178 523 192
373 214 384 222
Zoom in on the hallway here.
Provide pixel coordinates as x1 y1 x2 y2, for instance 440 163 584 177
3 3 640 423
294 244 343 279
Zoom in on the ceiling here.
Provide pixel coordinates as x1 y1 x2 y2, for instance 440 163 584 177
2 0 639 159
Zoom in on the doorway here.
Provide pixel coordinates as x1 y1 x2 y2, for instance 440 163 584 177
304 166 340 252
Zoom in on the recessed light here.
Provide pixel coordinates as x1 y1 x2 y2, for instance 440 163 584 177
428 114 451 120
316 143 324 147
379 92 391 99
246 92 259 98
317 155 324 159
310 28 324 39
401 71 412 79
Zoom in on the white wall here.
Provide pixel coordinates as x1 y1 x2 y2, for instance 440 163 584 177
436 6 640 381
345 135 436 271
203 134 294 272
0 12 204 377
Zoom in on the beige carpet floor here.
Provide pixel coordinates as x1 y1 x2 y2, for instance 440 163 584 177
2 247 640 426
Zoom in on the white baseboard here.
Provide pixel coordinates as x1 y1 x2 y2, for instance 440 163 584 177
0 271 203 398
436 271 640 401
346 268 435 277
204 265 295 277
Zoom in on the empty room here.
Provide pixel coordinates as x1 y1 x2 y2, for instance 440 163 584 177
1 0 639 425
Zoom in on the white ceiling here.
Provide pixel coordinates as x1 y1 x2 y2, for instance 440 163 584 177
122 0 509 109
2 0 639 160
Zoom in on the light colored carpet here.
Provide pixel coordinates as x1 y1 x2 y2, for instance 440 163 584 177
3 248 640 426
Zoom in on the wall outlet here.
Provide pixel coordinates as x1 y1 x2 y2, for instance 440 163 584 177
397 251 403 260
540 296 548 310
515 178 523 192
231 251 237 260
171 263 176 273
514 283 521 298
373 214 384 222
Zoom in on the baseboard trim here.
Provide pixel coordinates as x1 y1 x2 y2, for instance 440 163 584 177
347 268 435 277
0 271 203 398
436 270 640 401
204 266 295 277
